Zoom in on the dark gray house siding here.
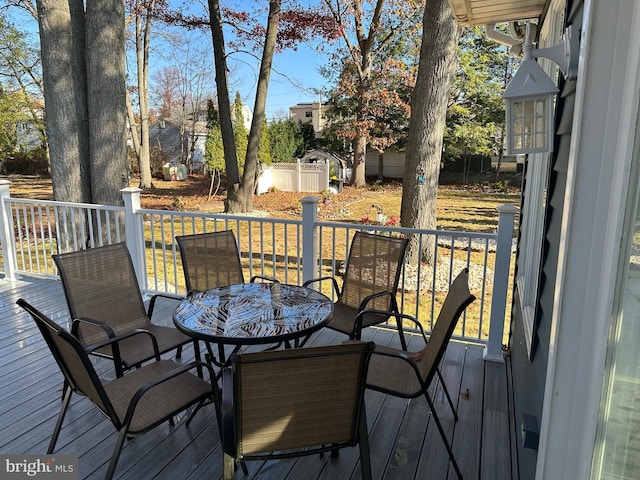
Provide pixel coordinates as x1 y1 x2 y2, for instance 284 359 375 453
509 2 582 479
148 120 184 165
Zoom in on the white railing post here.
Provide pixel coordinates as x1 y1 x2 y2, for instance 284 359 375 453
0 180 18 280
484 204 518 362
121 187 146 290
301 196 319 283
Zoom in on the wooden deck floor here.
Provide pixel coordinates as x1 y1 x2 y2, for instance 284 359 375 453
0 274 518 480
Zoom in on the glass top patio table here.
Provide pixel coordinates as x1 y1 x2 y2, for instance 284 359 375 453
173 283 334 347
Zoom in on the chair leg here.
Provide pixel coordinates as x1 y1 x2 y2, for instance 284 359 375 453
436 368 458 421
105 428 129 480
223 452 235 480
48 385 73 454
424 393 463 479
193 340 203 378
60 379 68 402
395 317 408 351
176 344 183 359
186 399 206 426
358 408 372 480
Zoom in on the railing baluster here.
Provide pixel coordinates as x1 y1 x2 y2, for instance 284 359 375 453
0 187 515 347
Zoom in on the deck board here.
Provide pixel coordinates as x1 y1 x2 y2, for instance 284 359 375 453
0 275 517 479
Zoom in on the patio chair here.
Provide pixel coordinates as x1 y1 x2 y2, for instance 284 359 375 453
364 268 476 479
303 231 409 349
16 299 215 480
220 342 375 480
176 230 277 295
52 242 199 377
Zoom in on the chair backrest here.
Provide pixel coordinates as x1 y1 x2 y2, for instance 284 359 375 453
418 268 476 384
52 243 149 346
176 230 245 293
340 231 409 311
16 299 116 421
223 342 374 457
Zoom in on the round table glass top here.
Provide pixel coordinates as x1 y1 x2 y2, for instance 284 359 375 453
173 283 333 344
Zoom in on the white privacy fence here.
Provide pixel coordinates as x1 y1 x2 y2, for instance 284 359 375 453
268 161 330 193
0 180 517 359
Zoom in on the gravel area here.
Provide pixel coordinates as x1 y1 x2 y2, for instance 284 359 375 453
402 258 491 293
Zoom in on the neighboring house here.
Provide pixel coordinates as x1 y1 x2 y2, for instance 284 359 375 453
448 1 640 479
14 97 45 151
181 100 252 171
289 101 328 138
300 149 352 184
365 148 405 178
15 120 43 150
148 119 184 165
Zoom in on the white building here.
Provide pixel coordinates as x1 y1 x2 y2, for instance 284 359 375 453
289 101 328 138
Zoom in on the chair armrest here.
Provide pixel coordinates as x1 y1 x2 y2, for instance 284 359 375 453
249 275 280 284
357 290 398 313
85 328 161 359
371 343 415 361
123 360 216 428
354 309 429 345
147 292 185 318
221 367 237 457
85 329 162 377
302 276 341 298
71 316 116 339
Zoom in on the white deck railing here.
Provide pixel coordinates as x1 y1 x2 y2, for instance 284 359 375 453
0 180 517 360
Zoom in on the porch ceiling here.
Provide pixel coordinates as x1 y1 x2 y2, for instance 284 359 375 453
448 0 547 26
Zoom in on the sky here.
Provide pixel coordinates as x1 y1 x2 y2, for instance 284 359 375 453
7 0 333 121
191 0 332 120
223 40 329 120
200 0 332 119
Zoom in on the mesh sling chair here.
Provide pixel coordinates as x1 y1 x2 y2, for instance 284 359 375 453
363 268 476 479
17 299 216 480
52 242 199 378
303 231 410 349
221 342 375 480
175 230 279 367
175 230 278 295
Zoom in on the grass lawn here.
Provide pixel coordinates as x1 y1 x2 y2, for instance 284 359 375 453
3 172 520 341
4 172 521 232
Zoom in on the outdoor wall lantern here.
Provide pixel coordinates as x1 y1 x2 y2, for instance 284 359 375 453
503 23 579 155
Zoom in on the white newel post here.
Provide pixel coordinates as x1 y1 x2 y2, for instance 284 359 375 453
484 204 518 363
121 187 146 290
0 180 18 280
301 196 319 284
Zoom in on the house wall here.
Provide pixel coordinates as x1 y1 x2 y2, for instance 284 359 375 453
148 120 184 165
509 0 640 477
509 2 580 479
365 150 405 178
288 102 327 137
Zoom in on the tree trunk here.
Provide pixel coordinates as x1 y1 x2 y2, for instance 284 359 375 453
36 0 90 204
226 0 281 213
400 0 459 265
126 89 141 161
135 4 153 190
350 32 373 188
208 0 241 211
351 133 367 187
377 151 384 181
85 0 127 206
